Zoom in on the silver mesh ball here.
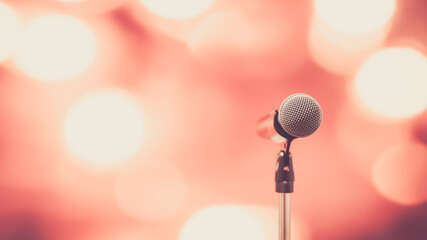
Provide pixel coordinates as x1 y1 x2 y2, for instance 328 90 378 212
278 93 322 138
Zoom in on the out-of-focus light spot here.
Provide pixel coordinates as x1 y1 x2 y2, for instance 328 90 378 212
372 141 427 205
188 11 260 62
14 14 97 81
188 10 305 79
308 17 388 75
179 206 266 240
138 0 215 19
314 0 396 35
114 160 186 221
244 206 312 240
355 47 427 119
64 89 143 169
309 0 395 75
336 106 410 179
179 205 266 240
82 228 157 240
0 2 19 62
180 205 311 240
55 0 129 15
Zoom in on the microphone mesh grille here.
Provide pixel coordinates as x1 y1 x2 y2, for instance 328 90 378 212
278 93 322 138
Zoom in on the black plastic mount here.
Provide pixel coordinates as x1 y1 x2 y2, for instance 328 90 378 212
273 110 296 142
273 110 295 193
275 150 294 193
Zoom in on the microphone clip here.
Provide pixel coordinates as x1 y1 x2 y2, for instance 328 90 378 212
275 149 294 193
273 110 296 142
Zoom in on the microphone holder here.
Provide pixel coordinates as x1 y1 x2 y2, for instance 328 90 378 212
275 141 294 240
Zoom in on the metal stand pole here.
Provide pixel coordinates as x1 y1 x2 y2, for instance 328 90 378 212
275 148 294 240
278 193 291 240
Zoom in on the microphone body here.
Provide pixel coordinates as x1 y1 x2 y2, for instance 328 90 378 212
257 111 295 143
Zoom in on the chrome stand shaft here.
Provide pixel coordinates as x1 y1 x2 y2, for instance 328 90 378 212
278 193 290 240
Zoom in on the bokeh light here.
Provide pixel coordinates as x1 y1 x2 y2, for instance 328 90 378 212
308 17 389 75
138 0 215 19
244 206 312 240
81 228 158 240
179 205 312 240
14 14 97 81
372 141 427 205
354 47 427 119
309 0 396 75
2 1 427 240
54 0 130 15
56 0 86 2
64 89 143 169
114 160 187 221
179 205 266 240
314 0 396 35
0 2 19 62
336 105 410 179
187 9 306 79
187 11 260 63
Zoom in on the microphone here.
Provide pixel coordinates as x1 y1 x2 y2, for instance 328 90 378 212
257 93 323 143
258 93 323 240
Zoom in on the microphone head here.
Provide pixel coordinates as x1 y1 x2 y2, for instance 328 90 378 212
278 93 322 138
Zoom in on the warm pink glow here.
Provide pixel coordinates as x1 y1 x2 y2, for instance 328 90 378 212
188 11 257 65
14 14 97 81
0 2 19 62
138 0 215 19
355 47 427 119
372 141 427 205
56 0 85 2
1 1 426 239
336 106 410 179
187 9 305 78
114 160 187 221
64 89 143 170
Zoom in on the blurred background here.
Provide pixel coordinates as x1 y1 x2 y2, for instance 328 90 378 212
0 0 427 239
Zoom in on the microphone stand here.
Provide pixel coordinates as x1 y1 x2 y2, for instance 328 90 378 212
275 141 294 240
